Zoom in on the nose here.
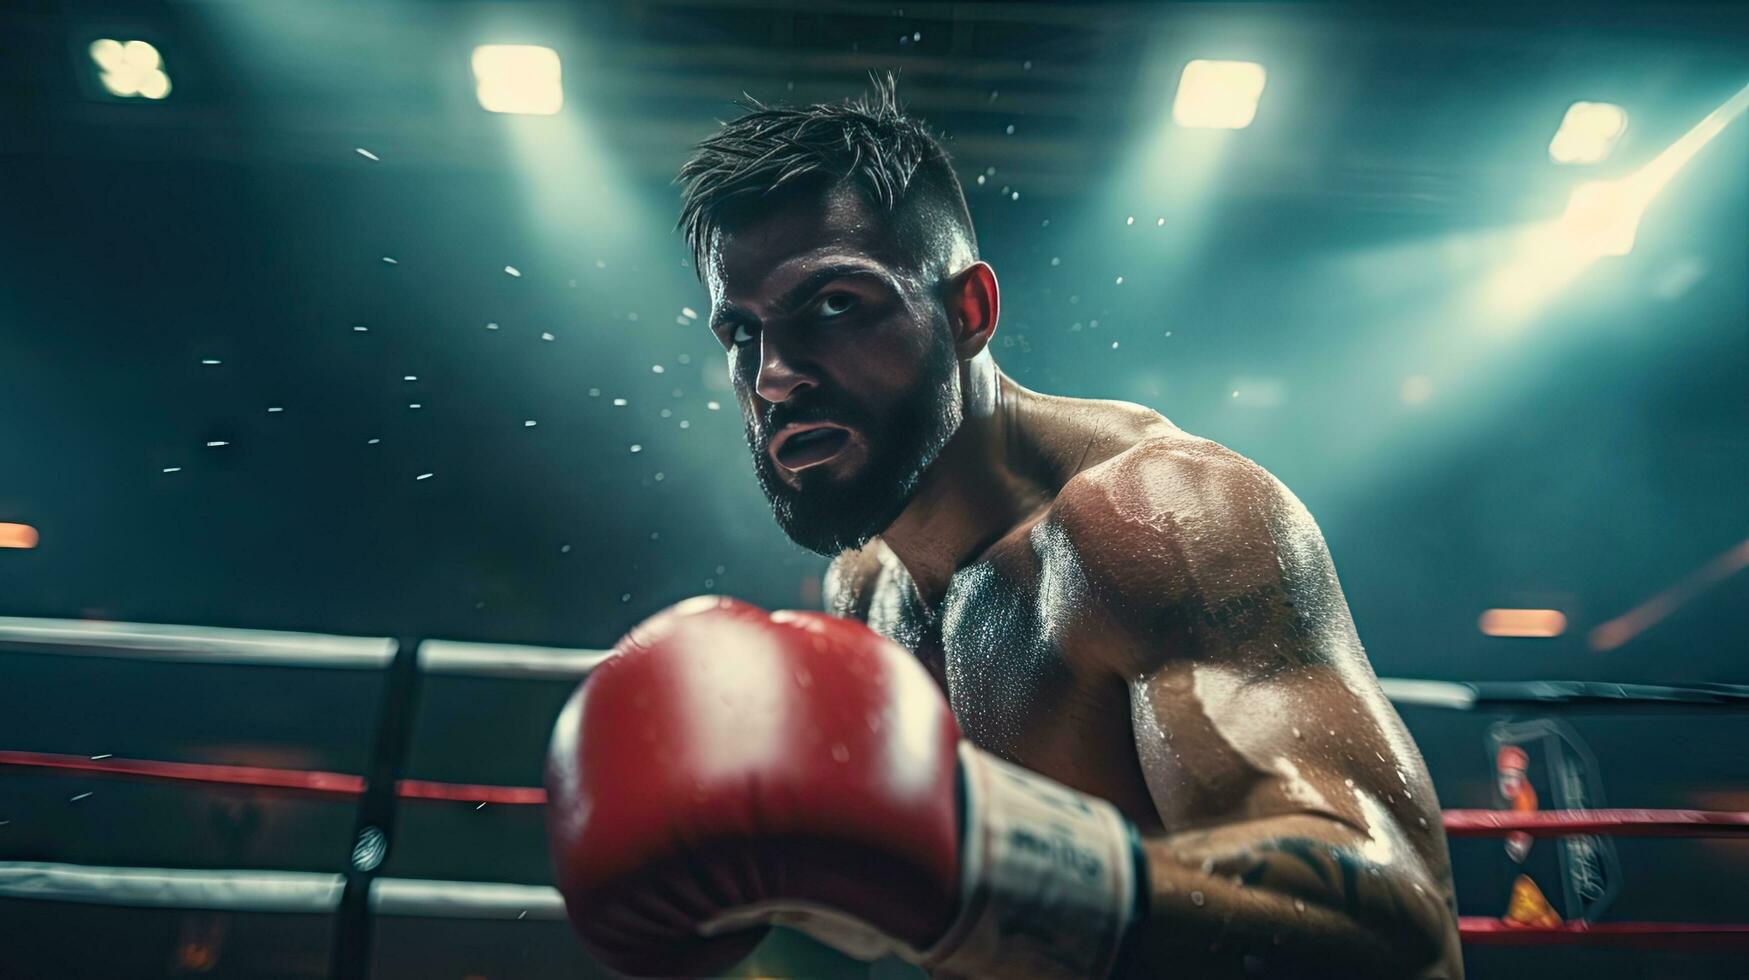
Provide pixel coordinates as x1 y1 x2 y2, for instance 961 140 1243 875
753 330 818 406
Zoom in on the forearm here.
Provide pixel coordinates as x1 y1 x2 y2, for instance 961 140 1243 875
1120 817 1457 980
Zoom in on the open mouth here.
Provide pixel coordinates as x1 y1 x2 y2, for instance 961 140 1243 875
771 424 853 472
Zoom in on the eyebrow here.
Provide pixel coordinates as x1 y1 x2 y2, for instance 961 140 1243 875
710 263 893 332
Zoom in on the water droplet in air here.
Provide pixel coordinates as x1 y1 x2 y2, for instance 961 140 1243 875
355 147 379 161
504 265 521 277
629 445 641 453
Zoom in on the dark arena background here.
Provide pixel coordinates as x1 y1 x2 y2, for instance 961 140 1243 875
2 2 1747 978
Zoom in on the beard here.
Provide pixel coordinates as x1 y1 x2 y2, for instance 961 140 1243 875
745 332 961 557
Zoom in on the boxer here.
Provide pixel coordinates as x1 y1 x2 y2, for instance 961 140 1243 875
547 76 1462 979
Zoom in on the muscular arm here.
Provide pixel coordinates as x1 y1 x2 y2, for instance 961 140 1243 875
1058 441 1462 979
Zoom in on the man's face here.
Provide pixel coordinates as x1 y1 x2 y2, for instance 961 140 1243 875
705 186 962 555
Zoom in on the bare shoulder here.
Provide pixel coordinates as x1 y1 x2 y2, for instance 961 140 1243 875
823 540 893 621
1047 430 1345 661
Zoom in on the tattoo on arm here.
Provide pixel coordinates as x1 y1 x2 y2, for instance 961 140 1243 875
1216 837 1445 955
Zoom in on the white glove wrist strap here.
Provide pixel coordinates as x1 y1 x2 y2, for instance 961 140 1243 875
917 743 1140 979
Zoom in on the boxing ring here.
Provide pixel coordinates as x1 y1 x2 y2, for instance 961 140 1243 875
4 616 1747 977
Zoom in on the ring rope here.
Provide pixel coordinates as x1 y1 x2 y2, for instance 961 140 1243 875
4 750 1746 836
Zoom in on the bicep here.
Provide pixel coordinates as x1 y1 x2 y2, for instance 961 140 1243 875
1130 655 1427 838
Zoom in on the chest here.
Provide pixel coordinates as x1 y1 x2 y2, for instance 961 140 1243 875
863 525 1119 775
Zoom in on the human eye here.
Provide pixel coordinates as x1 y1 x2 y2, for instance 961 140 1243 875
815 292 858 318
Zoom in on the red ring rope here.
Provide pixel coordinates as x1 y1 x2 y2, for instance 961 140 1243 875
1443 807 1749 837
7 751 1749 833
1459 917 1749 951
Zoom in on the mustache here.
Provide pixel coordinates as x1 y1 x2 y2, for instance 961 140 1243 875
757 398 862 445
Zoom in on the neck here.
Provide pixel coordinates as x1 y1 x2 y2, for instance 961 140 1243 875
877 358 1054 608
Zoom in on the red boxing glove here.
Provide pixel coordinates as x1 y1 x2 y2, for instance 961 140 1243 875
546 596 1143 979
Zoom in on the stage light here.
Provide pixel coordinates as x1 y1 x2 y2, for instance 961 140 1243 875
1559 178 1641 257
89 38 172 100
1478 609 1567 638
1548 101 1627 165
1172 60 1267 130
1400 375 1434 405
0 523 39 549
472 45 563 115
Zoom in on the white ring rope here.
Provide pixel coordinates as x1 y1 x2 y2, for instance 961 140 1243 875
0 861 564 919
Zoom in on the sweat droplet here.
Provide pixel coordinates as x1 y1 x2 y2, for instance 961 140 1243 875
1190 891 1205 907
830 743 850 763
794 668 813 689
1293 899 1306 913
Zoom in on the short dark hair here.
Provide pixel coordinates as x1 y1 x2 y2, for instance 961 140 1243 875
677 73 977 279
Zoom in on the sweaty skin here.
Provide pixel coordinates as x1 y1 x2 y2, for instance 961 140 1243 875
708 186 1463 979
